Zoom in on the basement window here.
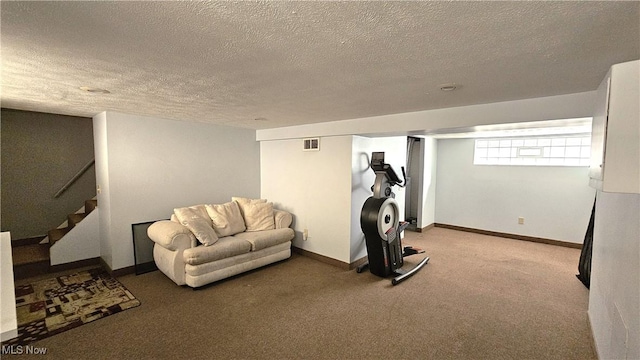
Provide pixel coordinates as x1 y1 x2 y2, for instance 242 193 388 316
474 135 591 166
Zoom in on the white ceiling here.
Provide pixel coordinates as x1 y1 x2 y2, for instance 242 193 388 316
1 1 638 130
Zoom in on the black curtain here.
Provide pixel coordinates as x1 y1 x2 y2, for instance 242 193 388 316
576 198 596 289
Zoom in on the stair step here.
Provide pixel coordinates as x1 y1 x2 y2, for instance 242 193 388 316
85 199 98 213
12 243 48 280
68 213 88 227
41 197 98 251
12 244 50 266
11 236 47 247
12 197 98 279
48 227 71 245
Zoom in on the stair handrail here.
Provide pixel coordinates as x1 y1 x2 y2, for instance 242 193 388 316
54 158 95 198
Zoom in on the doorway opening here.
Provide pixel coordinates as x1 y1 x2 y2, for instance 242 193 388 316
404 136 424 232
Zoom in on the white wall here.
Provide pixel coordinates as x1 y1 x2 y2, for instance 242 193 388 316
420 137 437 228
1 232 17 342
260 135 406 265
261 136 354 263
589 191 640 360
93 112 113 267
435 138 595 243
50 210 100 265
351 136 376 263
94 111 260 270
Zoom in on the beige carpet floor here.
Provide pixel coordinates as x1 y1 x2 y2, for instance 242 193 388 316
4 227 595 359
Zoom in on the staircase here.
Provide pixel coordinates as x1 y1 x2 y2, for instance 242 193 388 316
12 198 98 280
47 199 97 246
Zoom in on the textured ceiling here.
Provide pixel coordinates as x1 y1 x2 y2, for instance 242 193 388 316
1 1 639 130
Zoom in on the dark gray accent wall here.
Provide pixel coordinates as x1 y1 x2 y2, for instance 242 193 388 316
1 109 96 240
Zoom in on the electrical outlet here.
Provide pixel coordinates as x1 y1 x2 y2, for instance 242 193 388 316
303 229 308 241
518 217 525 225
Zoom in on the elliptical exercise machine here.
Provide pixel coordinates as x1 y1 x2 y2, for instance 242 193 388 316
357 152 429 285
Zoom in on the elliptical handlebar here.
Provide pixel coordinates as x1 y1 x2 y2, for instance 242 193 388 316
398 166 407 188
371 152 406 188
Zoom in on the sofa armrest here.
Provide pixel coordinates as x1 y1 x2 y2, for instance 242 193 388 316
274 209 293 229
147 220 196 251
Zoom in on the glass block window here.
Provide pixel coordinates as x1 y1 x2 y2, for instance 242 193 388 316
474 135 591 166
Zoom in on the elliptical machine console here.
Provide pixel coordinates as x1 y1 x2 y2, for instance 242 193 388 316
357 152 429 285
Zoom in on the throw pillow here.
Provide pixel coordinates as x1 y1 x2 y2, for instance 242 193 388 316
206 201 246 237
232 197 268 218
243 201 275 232
174 207 218 246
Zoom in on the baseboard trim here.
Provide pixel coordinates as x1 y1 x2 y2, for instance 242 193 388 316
434 223 582 249
419 223 435 233
99 258 136 277
292 224 435 270
292 246 354 270
404 223 435 233
112 266 136 277
350 256 368 270
49 257 101 273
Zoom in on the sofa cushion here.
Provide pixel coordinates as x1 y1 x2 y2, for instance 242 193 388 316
243 201 275 232
183 237 252 265
185 242 291 278
171 204 208 224
232 197 274 231
206 201 246 237
232 196 266 215
174 207 218 246
188 205 210 221
232 228 295 251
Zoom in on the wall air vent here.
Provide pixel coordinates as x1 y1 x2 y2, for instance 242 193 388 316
303 138 320 151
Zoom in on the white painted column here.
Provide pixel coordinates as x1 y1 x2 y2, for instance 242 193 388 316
1 232 18 341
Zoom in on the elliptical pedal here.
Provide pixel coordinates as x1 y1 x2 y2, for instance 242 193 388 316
403 246 425 256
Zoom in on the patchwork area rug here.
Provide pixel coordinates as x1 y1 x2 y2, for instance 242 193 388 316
2 268 140 346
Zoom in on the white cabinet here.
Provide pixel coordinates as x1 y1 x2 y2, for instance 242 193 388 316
589 60 640 194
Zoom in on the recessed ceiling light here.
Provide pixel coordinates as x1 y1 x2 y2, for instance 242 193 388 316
439 83 459 92
79 86 111 94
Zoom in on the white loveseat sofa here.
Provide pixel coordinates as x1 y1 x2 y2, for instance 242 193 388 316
147 197 294 288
